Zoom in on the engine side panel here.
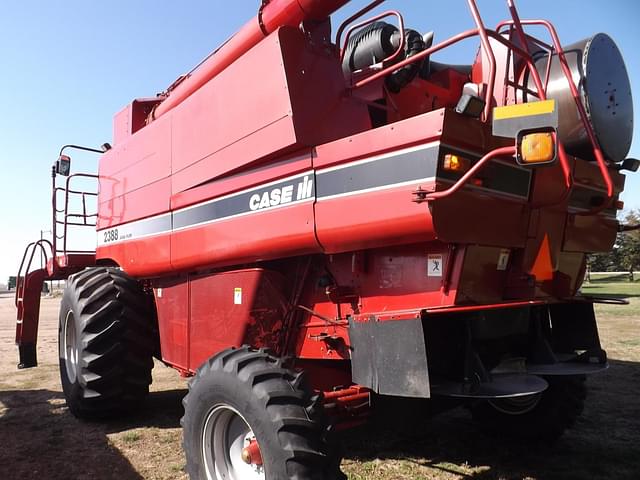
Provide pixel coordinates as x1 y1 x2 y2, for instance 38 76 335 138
153 269 288 373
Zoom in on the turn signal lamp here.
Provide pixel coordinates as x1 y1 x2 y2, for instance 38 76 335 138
443 154 471 173
518 132 555 164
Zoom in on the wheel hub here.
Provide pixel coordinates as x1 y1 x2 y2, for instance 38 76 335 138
62 311 79 382
241 439 263 466
202 404 265 480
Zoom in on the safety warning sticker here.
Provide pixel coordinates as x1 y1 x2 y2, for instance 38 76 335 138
427 254 443 277
497 249 510 271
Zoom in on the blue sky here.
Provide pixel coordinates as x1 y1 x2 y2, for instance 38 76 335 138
1 0 639 282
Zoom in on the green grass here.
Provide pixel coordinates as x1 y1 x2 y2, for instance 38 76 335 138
582 278 640 296
581 280 640 317
121 431 141 444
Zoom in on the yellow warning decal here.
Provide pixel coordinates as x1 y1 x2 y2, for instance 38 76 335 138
493 99 556 121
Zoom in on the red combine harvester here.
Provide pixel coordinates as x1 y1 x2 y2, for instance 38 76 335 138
14 0 637 478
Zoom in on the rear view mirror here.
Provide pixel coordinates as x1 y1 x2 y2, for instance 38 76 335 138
617 158 640 173
56 155 71 176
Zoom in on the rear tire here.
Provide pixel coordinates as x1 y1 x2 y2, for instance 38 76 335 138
59 267 156 419
471 376 587 441
182 346 344 480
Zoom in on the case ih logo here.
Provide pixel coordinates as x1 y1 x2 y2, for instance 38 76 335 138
249 175 313 211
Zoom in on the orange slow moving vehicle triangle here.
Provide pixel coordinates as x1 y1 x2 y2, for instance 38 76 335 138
530 233 554 281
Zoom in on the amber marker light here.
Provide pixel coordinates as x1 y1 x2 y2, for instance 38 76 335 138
443 154 471 173
519 132 555 164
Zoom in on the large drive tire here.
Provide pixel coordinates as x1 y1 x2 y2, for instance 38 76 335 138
471 376 587 441
182 346 344 480
59 267 156 419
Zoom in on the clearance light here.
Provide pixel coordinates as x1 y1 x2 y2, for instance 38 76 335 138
443 154 471 173
518 132 555 165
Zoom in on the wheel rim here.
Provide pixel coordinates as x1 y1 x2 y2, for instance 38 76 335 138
488 393 542 415
202 404 265 480
61 310 79 382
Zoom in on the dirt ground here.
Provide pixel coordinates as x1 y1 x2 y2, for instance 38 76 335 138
1 290 639 480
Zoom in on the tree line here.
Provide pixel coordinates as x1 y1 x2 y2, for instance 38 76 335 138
589 209 640 280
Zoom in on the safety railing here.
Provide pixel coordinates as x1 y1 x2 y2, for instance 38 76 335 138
52 171 99 258
14 239 54 308
496 11 614 214
340 0 614 215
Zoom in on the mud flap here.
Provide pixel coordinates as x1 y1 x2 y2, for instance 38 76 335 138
348 317 430 398
549 302 603 352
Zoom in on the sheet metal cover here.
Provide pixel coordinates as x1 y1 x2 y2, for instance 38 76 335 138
583 33 633 162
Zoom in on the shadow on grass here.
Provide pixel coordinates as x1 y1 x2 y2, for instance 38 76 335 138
341 358 640 480
0 389 144 480
0 386 188 480
105 388 187 432
585 292 640 300
3 361 638 479
585 274 639 284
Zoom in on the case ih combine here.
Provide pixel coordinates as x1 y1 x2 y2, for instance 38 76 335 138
14 0 636 478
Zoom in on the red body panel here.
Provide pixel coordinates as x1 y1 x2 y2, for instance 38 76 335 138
99 178 171 231
313 109 445 170
170 151 313 211
170 201 319 272
153 269 287 373
99 234 171 277
98 114 172 228
315 183 437 253
170 31 300 193
154 279 189 371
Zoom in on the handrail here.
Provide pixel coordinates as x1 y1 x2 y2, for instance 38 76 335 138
335 0 386 48
483 27 574 204
497 17 614 215
348 1 497 122
349 24 576 208
15 239 53 307
465 0 496 121
49 144 104 260
344 0 618 213
51 172 98 259
60 173 99 256
417 146 517 203
345 1 586 211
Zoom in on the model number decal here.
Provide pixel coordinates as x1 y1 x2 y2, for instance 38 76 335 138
103 228 119 243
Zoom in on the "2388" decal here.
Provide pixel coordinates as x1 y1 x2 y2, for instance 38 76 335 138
102 228 119 243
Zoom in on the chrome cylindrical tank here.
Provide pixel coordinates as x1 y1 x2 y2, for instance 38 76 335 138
525 33 633 162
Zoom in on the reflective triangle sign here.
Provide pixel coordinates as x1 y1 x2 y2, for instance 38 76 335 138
530 233 554 281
